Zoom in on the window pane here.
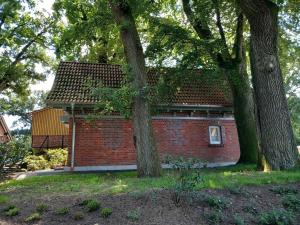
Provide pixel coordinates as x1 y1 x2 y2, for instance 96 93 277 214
209 126 221 144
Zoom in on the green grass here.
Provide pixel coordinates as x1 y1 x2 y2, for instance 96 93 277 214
0 165 299 198
0 194 9 204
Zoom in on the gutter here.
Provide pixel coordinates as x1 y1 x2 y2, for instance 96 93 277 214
71 103 76 170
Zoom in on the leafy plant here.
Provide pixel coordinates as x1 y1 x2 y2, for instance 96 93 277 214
269 186 298 195
36 203 48 213
242 204 258 215
233 214 245 225
282 194 300 212
24 155 50 171
259 209 294 225
204 195 229 209
5 207 19 217
86 200 101 212
46 149 68 168
55 207 69 215
101 207 113 218
127 210 140 221
205 211 223 225
73 211 84 220
24 212 41 222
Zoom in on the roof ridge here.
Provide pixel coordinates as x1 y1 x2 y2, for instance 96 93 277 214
61 61 122 67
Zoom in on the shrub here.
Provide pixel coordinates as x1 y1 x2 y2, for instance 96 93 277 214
269 186 298 195
204 196 229 209
282 194 300 212
79 199 92 206
4 205 16 212
205 211 223 225
36 203 48 213
127 210 140 221
24 155 50 171
55 207 69 215
259 209 294 225
86 200 101 212
46 149 68 168
73 211 84 220
24 212 41 222
101 207 113 218
5 207 19 217
0 136 31 172
233 214 245 225
242 204 258 215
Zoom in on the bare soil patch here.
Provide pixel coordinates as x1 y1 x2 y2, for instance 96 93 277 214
0 182 299 225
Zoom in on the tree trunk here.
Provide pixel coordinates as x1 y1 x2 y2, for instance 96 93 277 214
182 0 259 163
109 0 161 177
240 0 298 170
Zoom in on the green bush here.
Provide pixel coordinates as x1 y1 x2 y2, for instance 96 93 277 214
5 207 19 217
46 149 68 168
204 195 229 209
269 186 298 195
0 195 9 204
55 207 69 215
127 210 140 221
36 203 48 213
24 212 41 222
86 200 101 212
0 136 31 172
205 211 223 225
101 207 113 218
24 155 50 171
259 209 294 225
282 194 300 212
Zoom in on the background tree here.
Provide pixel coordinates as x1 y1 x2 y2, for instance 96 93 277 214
0 0 53 97
239 0 298 170
109 0 161 177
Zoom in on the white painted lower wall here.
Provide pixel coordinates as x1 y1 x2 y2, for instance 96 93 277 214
64 162 236 172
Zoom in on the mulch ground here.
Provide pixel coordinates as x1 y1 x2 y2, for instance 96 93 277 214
0 182 299 225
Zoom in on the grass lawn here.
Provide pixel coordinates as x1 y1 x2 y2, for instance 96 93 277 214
1 164 300 197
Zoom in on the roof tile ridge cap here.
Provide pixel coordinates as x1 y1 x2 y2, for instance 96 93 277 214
60 61 123 67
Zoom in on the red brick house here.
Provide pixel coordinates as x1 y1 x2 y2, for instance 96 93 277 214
0 116 12 143
46 62 240 171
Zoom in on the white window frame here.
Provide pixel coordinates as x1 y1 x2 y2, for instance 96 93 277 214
209 126 222 145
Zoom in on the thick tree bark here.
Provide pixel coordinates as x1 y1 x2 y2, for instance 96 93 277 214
109 0 161 177
240 0 298 170
182 0 259 163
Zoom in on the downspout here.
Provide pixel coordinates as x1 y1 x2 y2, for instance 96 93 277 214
71 103 76 171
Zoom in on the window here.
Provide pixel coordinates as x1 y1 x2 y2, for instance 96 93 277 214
209 126 222 145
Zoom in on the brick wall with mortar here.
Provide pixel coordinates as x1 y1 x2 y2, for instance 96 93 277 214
68 117 240 167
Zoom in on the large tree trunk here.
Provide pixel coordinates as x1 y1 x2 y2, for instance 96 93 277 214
182 0 259 163
109 0 161 177
240 0 298 170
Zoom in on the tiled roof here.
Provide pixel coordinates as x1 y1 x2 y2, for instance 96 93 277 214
46 62 232 107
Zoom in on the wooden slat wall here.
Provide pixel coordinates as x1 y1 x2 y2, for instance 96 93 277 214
32 108 69 135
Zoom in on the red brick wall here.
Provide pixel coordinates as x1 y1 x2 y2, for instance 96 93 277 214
32 135 69 149
68 117 240 167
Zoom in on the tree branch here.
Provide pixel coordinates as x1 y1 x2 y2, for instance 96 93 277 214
233 11 244 62
212 0 228 50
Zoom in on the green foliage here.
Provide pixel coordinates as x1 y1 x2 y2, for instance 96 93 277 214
242 204 258 215
282 194 300 212
0 195 9 204
100 207 113 218
24 155 49 171
0 136 31 173
205 211 223 225
259 209 294 225
204 195 229 209
270 186 298 195
127 210 140 221
55 207 69 215
85 200 101 212
73 211 84 220
5 207 19 217
46 148 68 168
233 214 245 225
24 212 42 223
3 205 16 212
36 203 48 214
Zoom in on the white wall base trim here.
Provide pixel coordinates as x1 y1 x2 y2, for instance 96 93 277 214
64 161 237 172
